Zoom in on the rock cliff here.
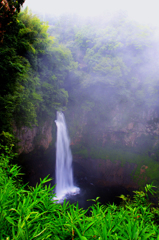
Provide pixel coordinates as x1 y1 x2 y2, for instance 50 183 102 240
15 119 53 154
68 106 159 149
66 106 159 189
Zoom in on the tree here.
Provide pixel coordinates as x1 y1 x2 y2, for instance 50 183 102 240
0 0 25 43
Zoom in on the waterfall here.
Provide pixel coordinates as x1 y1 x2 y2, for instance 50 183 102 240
55 111 79 201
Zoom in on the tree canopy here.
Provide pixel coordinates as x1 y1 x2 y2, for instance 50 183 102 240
0 7 76 133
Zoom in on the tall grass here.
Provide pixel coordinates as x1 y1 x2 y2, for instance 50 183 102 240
1 140 159 239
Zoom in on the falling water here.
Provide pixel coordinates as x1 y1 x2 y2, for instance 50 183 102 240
55 111 80 201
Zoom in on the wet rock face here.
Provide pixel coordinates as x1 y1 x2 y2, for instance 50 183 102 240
73 156 138 189
15 119 53 154
68 107 159 148
71 118 159 149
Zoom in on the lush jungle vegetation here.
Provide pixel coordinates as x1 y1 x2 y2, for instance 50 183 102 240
1 3 159 143
1 1 159 239
0 5 76 134
1 4 159 139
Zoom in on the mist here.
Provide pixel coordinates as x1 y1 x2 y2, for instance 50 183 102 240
21 0 159 199
23 0 159 27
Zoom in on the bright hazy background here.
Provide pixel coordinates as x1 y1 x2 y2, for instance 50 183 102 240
23 0 159 26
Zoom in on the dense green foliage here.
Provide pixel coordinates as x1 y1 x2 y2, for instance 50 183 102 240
1 139 159 239
0 8 76 133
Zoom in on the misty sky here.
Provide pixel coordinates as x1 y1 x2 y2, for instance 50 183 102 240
23 0 159 26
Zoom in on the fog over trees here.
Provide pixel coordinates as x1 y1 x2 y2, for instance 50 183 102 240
46 13 159 140
1 5 159 153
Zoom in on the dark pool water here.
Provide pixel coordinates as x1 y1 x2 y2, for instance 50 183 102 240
19 149 134 209
66 183 131 209
51 177 133 210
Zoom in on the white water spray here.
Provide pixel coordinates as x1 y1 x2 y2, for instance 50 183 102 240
55 111 79 201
